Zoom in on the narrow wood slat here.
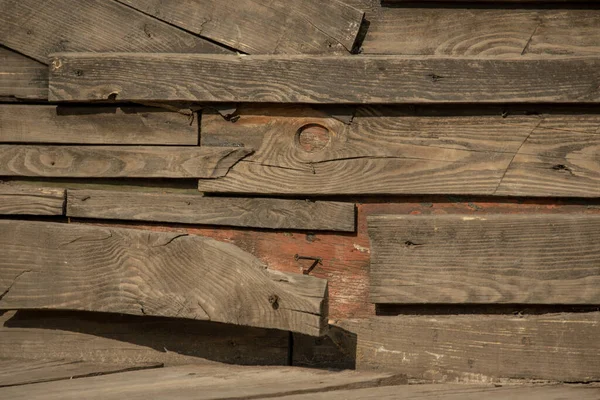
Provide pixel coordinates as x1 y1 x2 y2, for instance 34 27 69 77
0 364 406 400
0 105 198 145
0 145 251 178
368 214 600 304
66 189 355 231
0 358 162 387
0 221 328 336
0 185 64 215
0 47 47 101
49 53 600 103
0 0 228 64
116 0 364 54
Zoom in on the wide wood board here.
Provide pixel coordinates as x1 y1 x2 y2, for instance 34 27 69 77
0 185 65 215
0 47 47 101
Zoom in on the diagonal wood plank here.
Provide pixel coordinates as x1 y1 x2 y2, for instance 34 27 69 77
66 189 355 231
0 145 251 178
0 185 64 215
368 214 600 304
0 0 228 64
0 47 47 101
0 221 328 336
116 0 364 54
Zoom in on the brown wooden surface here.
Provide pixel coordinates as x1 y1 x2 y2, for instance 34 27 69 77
368 214 600 304
0 0 227 64
67 189 355 231
0 364 407 400
0 221 328 336
0 358 162 387
49 53 600 103
0 145 251 178
0 105 198 145
336 313 600 382
0 185 64 215
0 47 47 101
116 0 364 54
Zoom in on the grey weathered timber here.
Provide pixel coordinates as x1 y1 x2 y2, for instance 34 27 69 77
67 189 355 231
0 185 65 215
0 358 162 387
368 214 600 304
0 364 407 400
336 313 600 382
116 0 364 54
49 53 600 103
198 105 600 197
0 47 48 101
0 105 198 145
0 221 328 336
0 0 228 64
0 145 251 178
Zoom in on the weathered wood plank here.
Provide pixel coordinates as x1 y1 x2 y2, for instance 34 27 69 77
0 221 328 336
0 185 64 215
0 358 162 387
0 0 228 64
49 53 600 103
0 47 48 101
0 364 406 400
0 145 251 178
0 105 198 145
337 313 600 382
66 189 355 231
368 214 600 304
116 0 364 54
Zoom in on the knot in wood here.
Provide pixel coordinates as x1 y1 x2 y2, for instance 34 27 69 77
296 124 330 153
268 294 279 310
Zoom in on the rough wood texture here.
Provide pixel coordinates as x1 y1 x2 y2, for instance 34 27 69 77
368 214 600 304
0 47 48 101
0 105 198 145
0 364 407 400
0 221 328 336
0 145 251 178
67 189 355 231
0 358 162 387
48 53 600 103
0 310 290 366
0 185 65 215
198 105 600 196
337 313 600 382
116 0 364 54
0 0 227 64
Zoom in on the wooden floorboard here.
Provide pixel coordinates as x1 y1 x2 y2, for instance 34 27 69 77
0 185 64 215
0 47 47 101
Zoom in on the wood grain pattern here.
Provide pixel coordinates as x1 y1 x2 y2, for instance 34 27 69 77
0 221 328 336
368 214 600 304
0 47 48 101
0 105 197 145
66 189 355 231
0 145 251 178
0 185 65 215
49 53 600 103
116 0 364 54
337 313 600 382
0 0 228 64
0 358 162 388
0 364 406 400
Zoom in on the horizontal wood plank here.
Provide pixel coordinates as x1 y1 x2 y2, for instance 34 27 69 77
0 105 198 145
66 189 355 231
0 47 48 101
368 214 600 304
0 145 251 178
0 221 328 335
0 0 227 64
116 0 364 54
49 53 600 103
0 185 64 215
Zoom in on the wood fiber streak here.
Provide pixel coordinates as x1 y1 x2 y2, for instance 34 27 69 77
67 189 355 231
0 145 251 178
0 47 48 101
0 185 65 215
116 0 364 54
48 53 600 103
0 221 328 335
368 214 600 304
0 0 228 64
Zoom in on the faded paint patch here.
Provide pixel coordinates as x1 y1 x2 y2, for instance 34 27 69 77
353 243 370 253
